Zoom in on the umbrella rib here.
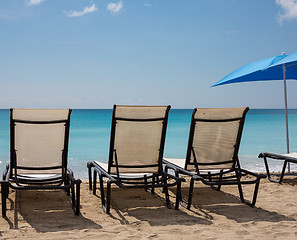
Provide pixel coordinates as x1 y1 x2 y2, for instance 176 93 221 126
292 64 297 72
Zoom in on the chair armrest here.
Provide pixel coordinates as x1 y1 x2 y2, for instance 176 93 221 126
163 159 201 181
240 168 266 179
91 161 118 183
66 169 82 184
162 170 186 182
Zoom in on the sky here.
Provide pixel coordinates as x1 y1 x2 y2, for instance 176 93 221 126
1 0 297 109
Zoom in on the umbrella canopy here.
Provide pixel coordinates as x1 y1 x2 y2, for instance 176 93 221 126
270 50 297 69
212 53 297 87
212 50 297 159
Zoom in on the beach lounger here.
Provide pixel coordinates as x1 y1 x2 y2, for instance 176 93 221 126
163 107 266 209
258 152 297 183
87 105 185 214
1 109 81 217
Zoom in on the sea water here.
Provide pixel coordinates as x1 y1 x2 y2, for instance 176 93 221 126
0 109 297 178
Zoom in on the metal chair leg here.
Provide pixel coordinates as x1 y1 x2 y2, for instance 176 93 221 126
88 163 93 192
263 156 272 180
187 178 195 210
144 175 148 192
74 181 81 215
236 170 261 207
99 173 106 210
250 180 260 207
235 171 245 203
105 181 111 214
1 182 7 218
175 172 184 205
93 170 97 195
151 175 155 194
263 156 287 184
175 181 181 210
237 182 245 203
65 178 70 196
279 160 288 184
161 173 170 208
216 170 223 191
71 185 76 211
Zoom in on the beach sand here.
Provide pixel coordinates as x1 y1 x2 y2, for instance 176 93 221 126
1 175 297 239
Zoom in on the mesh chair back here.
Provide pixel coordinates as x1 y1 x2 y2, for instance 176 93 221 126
11 109 71 176
108 105 170 174
186 107 249 171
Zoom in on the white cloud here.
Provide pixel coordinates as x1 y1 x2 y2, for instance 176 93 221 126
107 1 123 14
65 4 98 17
276 0 297 24
144 3 152 7
26 0 44 5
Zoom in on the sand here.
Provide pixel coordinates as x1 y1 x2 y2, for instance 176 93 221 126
1 175 297 239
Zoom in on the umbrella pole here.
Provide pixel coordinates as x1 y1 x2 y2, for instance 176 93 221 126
283 64 290 173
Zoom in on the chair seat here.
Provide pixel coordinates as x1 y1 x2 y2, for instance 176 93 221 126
261 152 297 163
12 173 62 181
9 173 64 186
94 161 153 178
284 152 297 158
163 158 227 174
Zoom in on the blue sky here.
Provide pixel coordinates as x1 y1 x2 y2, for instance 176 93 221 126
1 0 297 109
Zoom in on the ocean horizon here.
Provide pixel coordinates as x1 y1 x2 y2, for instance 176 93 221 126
0 108 297 178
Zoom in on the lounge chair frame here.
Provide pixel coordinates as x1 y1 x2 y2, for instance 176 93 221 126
87 105 185 214
164 107 265 209
258 152 297 183
1 109 81 217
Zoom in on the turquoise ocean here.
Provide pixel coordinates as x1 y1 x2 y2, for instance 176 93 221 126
0 109 297 178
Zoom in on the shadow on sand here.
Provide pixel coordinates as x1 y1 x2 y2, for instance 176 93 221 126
94 187 212 226
3 189 101 232
282 176 297 186
182 185 296 223
94 184 296 226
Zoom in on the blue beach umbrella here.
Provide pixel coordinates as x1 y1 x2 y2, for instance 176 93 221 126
212 51 297 159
